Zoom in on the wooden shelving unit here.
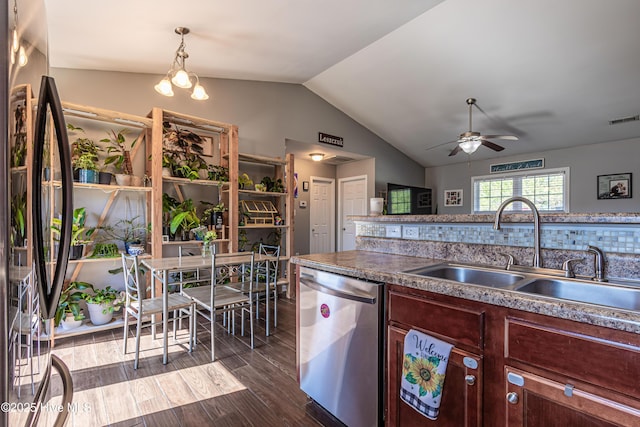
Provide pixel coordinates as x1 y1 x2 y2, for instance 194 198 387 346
147 108 239 258
231 152 295 297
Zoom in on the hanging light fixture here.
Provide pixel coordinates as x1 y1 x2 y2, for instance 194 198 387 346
154 27 209 100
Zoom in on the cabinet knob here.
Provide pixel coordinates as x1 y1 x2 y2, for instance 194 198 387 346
506 392 519 404
464 375 476 386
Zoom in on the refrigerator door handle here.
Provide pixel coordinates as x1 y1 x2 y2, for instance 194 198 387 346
26 355 74 427
32 76 72 319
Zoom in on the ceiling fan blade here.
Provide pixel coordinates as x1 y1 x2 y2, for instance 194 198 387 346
481 140 505 152
473 103 526 136
481 135 518 140
448 145 462 156
425 140 456 151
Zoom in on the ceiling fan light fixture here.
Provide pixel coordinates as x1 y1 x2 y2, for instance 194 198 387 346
309 153 325 161
459 139 482 154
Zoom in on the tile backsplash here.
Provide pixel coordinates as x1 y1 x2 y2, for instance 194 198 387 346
356 222 640 255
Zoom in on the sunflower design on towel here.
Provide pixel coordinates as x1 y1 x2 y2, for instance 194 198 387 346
404 355 444 398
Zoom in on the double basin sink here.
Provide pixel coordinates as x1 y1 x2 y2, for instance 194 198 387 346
402 263 640 312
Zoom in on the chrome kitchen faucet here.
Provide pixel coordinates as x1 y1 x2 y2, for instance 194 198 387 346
494 196 542 268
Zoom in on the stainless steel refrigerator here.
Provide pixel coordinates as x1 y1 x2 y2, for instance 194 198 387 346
2 0 74 425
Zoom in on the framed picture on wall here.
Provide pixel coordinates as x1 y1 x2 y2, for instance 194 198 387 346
444 189 463 207
597 173 632 199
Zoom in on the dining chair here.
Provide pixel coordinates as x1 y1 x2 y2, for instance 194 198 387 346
121 253 196 369
10 272 40 397
254 243 280 336
182 252 255 361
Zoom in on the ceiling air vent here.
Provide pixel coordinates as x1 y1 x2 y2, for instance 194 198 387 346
608 115 639 125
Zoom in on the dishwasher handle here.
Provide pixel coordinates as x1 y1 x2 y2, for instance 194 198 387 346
300 272 377 304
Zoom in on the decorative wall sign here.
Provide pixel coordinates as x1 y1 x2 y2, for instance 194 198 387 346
597 173 632 199
318 132 344 147
444 189 463 207
490 158 544 173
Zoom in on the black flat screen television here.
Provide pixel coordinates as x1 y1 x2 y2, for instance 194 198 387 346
386 183 432 215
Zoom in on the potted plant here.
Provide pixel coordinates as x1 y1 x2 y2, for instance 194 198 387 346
51 207 95 260
260 176 285 193
103 129 140 186
55 281 94 329
238 173 253 189
68 123 101 184
163 123 208 181
169 198 200 240
82 286 124 326
201 230 217 257
100 216 149 254
201 201 226 230
208 165 229 182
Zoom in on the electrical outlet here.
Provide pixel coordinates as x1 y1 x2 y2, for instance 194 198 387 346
403 226 419 239
386 225 402 238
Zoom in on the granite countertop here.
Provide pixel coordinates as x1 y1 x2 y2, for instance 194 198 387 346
291 250 640 334
350 212 640 224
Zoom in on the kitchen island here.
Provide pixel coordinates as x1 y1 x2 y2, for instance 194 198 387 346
292 250 640 426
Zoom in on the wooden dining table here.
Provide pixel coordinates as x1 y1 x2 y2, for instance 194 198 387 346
140 252 277 364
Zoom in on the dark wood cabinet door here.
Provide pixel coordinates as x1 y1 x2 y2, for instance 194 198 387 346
386 326 482 427
505 367 640 427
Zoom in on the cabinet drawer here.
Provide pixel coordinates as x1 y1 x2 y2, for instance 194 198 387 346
388 290 484 350
506 318 640 397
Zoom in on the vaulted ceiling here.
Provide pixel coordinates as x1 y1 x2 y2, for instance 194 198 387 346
45 0 640 167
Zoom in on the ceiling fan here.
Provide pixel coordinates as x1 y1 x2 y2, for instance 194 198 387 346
438 98 519 157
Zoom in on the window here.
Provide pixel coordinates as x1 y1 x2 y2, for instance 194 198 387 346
388 188 411 214
472 167 569 213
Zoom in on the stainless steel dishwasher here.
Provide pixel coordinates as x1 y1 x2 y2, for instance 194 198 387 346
299 266 385 427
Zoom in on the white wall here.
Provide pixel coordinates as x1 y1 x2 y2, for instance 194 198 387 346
51 68 425 254
426 137 640 214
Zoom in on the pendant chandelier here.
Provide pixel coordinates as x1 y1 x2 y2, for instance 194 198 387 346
154 27 209 100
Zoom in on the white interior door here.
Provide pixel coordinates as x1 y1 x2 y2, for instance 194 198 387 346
338 175 367 251
309 176 335 253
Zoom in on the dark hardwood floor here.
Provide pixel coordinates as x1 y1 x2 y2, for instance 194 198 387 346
44 298 342 427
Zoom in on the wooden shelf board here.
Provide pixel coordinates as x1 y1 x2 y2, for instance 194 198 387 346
236 153 287 166
67 253 151 264
162 176 229 187
236 189 287 197
52 180 151 192
157 109 234 134
40 315 125 340
162 239 230 246
239 225 289 229
62 101 152 128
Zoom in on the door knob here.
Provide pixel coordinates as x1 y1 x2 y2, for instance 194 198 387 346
465 375 476 386
506 392 519 404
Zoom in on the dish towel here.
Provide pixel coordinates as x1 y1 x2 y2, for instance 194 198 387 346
400 329 454 420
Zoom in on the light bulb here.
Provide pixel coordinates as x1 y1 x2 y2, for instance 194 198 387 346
459 139 482 154
154 78 174 96
171 69 192 88
18 45 27 67
190 83 209 100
